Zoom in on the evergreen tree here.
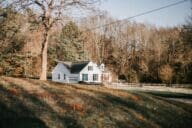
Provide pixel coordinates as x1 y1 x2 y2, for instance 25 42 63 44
58 21 86 61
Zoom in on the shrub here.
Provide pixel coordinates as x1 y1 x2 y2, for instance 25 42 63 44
126 69 139 83
159 64 174 86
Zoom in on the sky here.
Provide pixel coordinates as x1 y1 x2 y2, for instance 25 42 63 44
99 0 191 27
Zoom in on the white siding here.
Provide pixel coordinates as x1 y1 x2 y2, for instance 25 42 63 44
52 61 112 84
79 61 102 83
52 63 71 83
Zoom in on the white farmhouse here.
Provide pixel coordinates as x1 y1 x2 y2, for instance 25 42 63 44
52 61 112 84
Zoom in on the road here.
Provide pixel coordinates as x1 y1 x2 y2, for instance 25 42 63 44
105 83 192 104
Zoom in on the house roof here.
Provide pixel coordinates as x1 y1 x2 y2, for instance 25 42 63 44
70 61 90 73
57 60 90 73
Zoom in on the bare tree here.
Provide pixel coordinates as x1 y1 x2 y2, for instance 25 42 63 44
2 0 100 80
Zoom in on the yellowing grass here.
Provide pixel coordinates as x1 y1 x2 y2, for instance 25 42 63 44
0 76 192 128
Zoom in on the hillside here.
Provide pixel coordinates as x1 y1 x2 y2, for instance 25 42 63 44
0 77 192 128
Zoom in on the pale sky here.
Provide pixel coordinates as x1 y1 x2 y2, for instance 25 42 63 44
99 0 191 27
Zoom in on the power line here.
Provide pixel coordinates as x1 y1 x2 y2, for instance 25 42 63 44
85 0 188 32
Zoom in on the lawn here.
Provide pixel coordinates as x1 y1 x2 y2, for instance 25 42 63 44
0 76 192 128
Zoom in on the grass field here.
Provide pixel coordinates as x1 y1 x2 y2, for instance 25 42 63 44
0 76 192 128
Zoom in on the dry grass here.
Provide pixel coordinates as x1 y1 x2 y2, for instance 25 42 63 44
0 76 192 128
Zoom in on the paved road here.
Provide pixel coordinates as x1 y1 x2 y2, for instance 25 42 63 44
105 83 192 94
105 83 192 104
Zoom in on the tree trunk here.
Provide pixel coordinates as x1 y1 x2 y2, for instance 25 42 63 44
40 31 49 80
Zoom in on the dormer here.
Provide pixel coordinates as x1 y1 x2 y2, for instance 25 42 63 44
99 63 105 72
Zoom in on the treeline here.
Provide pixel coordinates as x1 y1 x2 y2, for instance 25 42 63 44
0 8 192 84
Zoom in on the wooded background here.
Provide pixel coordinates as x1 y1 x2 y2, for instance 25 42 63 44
0 1 192 84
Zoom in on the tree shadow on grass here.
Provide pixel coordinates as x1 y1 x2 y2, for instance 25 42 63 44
0 85 48 128
2 78 192 128
59 116 84 128
103 92 192 128
1 79 85 128
68 86 192 128
67 86 157 127
149 93 192 113
37 82 192 128
139 90 192 114
144 91 192 99
0 82 83 128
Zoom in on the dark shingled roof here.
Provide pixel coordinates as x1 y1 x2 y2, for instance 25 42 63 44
70 61 89 73
57 61 90 73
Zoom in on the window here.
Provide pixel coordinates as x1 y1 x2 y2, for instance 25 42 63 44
82 74 88 81
93 74 98 81
58 74 60 79
88 66 93 71
64 74 66 80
